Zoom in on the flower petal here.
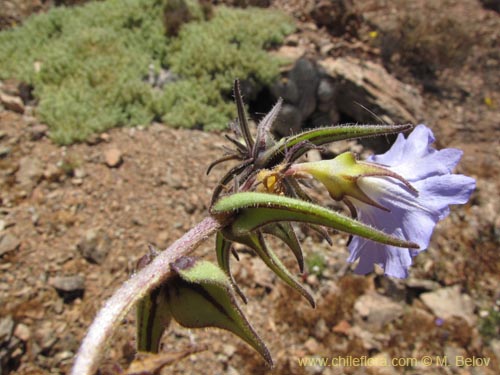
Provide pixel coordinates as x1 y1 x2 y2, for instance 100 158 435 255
346 125 476 278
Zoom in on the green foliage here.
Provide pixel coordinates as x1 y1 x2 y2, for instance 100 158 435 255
305 251 327 277
0 0 294 144
161 6 294 130
479 308 500 342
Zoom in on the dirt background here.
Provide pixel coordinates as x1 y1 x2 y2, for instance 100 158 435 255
1 0 499 374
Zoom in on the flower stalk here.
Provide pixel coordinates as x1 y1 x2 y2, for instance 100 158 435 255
71 216 224 375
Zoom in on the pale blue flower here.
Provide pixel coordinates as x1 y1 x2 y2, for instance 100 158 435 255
347 125 476 278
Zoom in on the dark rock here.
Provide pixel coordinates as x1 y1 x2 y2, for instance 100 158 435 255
480 0 500 13
319 57 424 125
273 104 302 137
0 315 24 375
289 58 320 119
77 228 111 264
317 77 337 105
310 0 361 37
28 124 48 141
225 0 271 7
50 275 85 302
271 78 300 105
308 110 336 128
50 275 85 293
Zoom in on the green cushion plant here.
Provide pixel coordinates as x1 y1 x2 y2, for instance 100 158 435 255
0 0 294 144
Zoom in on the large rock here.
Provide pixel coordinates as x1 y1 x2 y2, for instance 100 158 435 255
354 292 404 331
271 58 321 136
420 285 476 326
319 57 424 125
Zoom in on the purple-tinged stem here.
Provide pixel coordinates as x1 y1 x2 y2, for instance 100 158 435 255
71 216 224 375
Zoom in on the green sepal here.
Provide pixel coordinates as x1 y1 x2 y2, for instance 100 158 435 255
258 124 413 166
221 230 315 308
212 192 419 249
135 250 171 353
167 257 273 367
215 231 248 303
136 286 171 353
262 222 304 273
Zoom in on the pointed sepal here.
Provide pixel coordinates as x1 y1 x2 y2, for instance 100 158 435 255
211 192 419 250
262 222 304 273
290 151 417 210
167 257 273 367
221 231 315 307
258 124 414 167
215 231 247 303
136 249 172 353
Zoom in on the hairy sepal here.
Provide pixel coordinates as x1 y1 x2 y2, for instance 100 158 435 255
167 257 273 367
212 192 419 249
259 124 413 166
221 230 315 308
262 222 304 273
215 231 247 303
136 285 171 353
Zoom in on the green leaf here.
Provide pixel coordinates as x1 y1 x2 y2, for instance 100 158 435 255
212 192 419 249
258 124 413 166
167 257 273 367
221 230 315 308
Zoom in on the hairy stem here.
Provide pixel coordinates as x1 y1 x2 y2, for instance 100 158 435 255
71 216 224 375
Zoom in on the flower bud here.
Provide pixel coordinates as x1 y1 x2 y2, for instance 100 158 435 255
290 152 414 211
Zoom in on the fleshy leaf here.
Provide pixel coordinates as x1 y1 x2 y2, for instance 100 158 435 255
262 222 304 273
167 257 272 367
258 124 414 167
215 231 247 303
212 192 419 249
221 230 315 307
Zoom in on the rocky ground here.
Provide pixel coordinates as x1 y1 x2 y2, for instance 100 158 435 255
1 0 500 374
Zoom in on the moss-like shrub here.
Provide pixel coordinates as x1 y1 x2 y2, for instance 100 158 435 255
161 6 294 130
0 0 293 144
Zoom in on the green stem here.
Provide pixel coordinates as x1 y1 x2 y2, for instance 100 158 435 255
71 216 224 375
